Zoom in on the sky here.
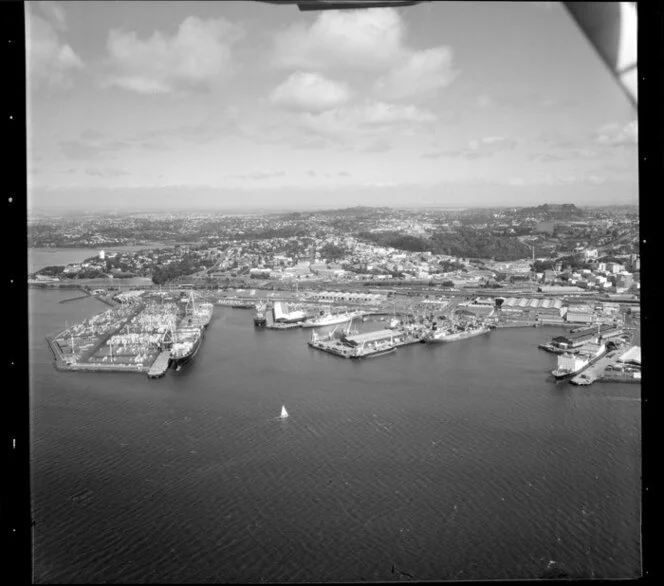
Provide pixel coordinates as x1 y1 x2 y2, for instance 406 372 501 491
26 1 638 212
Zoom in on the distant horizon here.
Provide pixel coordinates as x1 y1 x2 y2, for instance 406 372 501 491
29 199 639 218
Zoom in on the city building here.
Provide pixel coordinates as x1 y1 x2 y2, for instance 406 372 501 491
565 304 594 323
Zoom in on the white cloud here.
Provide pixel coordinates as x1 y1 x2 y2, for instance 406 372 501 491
27 11 83 88
227 169 285 181
424 136 517 159
362 138 392 153
273 8 404 71
299 101 436 143
85 167 130 177
102 17 244 94
595 120 638 146
507 177 527 186
270 72 352 113
373 46 458 100
273 8 458 101
476 95 494 108
360 101 436 125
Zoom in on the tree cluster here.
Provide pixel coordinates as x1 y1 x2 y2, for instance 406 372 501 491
358 228 532 261
151 254 207 285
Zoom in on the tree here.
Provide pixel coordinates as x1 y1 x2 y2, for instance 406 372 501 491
37 265 65 276
319 243 346 262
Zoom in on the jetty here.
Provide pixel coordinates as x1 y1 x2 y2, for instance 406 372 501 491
147 350 171 379
307 328 420 359
59 291 92 303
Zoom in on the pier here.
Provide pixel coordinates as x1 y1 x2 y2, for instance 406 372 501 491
307 328 420 359
148 350 171 379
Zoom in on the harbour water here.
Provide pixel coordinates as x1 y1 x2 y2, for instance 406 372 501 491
30 289 641 583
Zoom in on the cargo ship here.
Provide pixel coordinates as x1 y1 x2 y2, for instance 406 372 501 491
423 320 490 343
170 329 202 369
169 294 213 369
300 310 360 328
552 341 606 380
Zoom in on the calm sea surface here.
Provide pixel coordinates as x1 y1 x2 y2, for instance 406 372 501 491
29 289 641 583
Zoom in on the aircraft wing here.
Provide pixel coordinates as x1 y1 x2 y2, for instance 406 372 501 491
253 0 430 10
563 2 637 108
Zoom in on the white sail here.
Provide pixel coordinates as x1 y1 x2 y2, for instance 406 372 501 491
280 405 289 418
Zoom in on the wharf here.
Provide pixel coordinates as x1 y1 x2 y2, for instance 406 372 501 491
54 362 147 374
307 332 421 359
394 337 423 348
47 336 148 374
308 339 356 358
597 372 641 383
147 350 171 379
45 334 66 366
78 303 145 362
569 348 639 385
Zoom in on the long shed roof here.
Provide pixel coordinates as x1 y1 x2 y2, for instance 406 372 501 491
618 346 641 365
344 329 397 345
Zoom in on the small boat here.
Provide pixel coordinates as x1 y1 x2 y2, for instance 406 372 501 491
280 405 289 419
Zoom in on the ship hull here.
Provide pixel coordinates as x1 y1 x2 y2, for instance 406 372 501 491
551 368 580 380
300 315 356 328
425 327 490 344
170 333 202 369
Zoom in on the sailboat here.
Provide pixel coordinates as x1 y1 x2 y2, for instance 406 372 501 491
280 405 289 419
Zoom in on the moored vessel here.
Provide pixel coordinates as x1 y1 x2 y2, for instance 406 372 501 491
169 293 212 369
300 310 360 328
552 342 606 379
423 320 490 343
